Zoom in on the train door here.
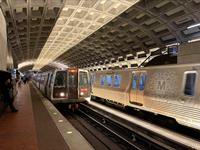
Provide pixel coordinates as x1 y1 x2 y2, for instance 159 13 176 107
78 70 90 98
38 74 42 90
137 72 146 105
68 68 78 99
129 71 146 106
129 71 138 105
52 71 68 99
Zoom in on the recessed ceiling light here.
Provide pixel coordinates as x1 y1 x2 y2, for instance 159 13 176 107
188 38 200 43
77 9 81 13
114 3 120 8
63 7 68 11
102 15 106 18
100 0 106 4
187 23 200 29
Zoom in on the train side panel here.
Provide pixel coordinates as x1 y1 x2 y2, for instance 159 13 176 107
127 64 200 129
91 64 200 130
92 70 132 106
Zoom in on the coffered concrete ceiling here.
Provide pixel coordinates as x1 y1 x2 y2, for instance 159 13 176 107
56 0 200 68
0 0 65 66
1 0 200 71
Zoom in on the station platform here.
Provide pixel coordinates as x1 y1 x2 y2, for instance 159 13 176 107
0 83 93 150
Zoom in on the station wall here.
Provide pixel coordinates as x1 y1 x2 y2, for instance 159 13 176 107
0 9 8 71
178 41 200 64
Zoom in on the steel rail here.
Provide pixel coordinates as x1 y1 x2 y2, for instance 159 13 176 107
79 103 193 150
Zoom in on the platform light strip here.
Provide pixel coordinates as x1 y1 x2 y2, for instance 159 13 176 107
187 23 200 29
33 0 140 70
18 59 68 70
188 37 200 43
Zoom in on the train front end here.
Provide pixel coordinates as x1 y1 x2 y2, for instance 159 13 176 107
51 68 91 104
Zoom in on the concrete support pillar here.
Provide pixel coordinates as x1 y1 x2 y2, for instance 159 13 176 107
178 41 200 64
0 9 8 71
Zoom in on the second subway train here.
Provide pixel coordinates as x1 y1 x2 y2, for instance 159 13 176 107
91 63 200 130
34 68 91 108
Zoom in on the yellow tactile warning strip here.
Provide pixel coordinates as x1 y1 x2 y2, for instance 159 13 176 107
32 83 94 150
0 84 38 150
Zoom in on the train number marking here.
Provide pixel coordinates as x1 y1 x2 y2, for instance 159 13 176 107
157 80 166 91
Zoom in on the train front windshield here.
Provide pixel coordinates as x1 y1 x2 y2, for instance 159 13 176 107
53 71 67 98
54 71 67 87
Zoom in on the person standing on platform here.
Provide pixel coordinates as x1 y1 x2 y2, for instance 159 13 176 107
2 78 18 112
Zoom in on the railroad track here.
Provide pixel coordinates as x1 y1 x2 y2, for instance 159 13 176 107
58 105 126 150
78 103 195 150
57 102 199 150
92 98 200 143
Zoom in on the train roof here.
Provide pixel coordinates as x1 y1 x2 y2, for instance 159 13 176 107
91 63 200 73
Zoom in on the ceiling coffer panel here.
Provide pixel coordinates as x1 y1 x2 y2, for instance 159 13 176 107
0 0 65 65
56 0 200 68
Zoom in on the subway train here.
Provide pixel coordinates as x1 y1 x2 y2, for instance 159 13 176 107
91 63 200 130
33 68 91 108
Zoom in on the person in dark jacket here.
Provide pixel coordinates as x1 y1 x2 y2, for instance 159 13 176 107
3 78 18 112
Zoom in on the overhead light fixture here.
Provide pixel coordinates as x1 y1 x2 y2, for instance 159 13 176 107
18 60 35 69
149 47 159 52
33 0 140 70
188 37 200 43
63 7 68 11
166 43 180 47
187 23 200 29
77 9 81 13
100 0 106 4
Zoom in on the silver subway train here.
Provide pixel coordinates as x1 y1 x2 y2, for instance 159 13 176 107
33 68 91 107
91 64 200 130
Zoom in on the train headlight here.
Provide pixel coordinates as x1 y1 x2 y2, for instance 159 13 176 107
80 92 84 96
60 92 65 97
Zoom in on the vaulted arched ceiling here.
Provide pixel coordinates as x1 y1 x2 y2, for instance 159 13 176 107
1 0 200 72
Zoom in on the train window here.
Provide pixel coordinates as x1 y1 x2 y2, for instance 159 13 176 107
69 74 76 88
54 71 67 87
79 72 88 87
100 75 106 86
132 74 137 90
184 72 196 96
139 73 146 91
106 75 112 87
113 74 121 88
46 74 49 86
